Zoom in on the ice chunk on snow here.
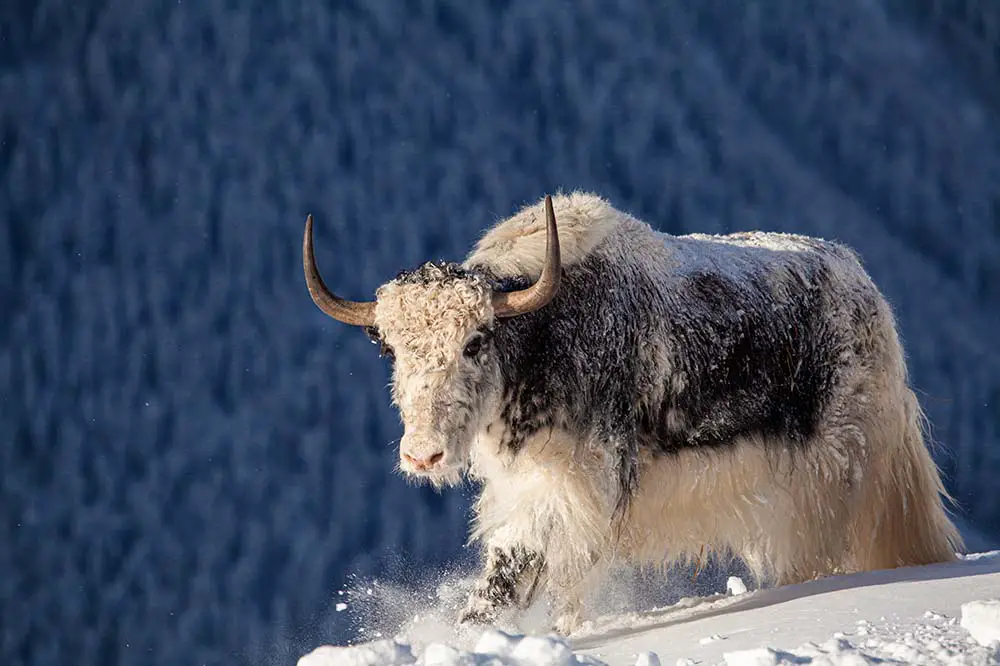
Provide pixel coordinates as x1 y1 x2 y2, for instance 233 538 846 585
633 651 660 666
473 629 520 658
960 599 1000 646
726 576 748 596
421 643 477 666
297 640 415 666
511 635 576 665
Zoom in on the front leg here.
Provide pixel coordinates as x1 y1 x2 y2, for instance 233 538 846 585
547 549 603 636
459 544 545 625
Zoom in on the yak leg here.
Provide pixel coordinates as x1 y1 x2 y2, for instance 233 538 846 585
459 545 545 625
547 549 602 635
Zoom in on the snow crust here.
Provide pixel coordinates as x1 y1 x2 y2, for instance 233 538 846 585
297 630 608 666
722 637 906 665
302 551 1000 666
960 600 1000 647
299 641 415 666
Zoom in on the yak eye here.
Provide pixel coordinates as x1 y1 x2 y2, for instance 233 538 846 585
364 327 393 360
463 335 484 358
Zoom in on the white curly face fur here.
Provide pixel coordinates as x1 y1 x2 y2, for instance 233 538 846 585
373 265 501 486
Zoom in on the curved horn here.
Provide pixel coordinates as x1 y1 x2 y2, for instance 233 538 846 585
492 195 562 318
303 214 377 327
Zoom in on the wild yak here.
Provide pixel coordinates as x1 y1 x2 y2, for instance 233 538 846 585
302 192 962 634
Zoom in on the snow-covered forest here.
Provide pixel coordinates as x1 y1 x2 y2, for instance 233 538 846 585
2 2 1000 665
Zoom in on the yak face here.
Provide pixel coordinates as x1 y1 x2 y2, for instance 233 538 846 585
302 196 561 486
371 263 503 486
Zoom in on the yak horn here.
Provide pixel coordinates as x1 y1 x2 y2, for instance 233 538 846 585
492 195 562 317
303 214 377 327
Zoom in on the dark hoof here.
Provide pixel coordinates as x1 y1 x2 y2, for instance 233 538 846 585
458 607 495 626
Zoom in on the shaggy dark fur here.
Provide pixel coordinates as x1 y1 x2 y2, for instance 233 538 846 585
470 241 874 516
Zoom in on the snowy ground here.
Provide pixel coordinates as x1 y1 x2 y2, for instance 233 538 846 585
299 551 1000 665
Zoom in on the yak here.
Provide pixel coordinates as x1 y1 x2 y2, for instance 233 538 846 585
302 192 962 634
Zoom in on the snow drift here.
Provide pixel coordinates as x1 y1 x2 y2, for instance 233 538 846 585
299 551 1000 665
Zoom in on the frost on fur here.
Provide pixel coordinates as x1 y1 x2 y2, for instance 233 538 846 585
305 191 963 634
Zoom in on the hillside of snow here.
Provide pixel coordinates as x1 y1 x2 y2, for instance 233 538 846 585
299 551 1000 666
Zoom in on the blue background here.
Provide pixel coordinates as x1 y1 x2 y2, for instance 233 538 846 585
3 2 1000 665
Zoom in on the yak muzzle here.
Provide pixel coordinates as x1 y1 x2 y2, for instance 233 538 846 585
399 433 449 474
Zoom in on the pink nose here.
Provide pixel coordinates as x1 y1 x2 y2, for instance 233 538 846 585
402 450 444 471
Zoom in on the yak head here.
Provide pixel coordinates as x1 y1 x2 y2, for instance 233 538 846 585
303 196 561 487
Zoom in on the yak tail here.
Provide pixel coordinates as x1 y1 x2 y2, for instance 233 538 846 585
850 385 964 570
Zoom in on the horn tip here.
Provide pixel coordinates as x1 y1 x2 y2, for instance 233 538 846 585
544 195 556 222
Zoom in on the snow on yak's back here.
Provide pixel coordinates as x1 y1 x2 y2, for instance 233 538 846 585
302 192 963 634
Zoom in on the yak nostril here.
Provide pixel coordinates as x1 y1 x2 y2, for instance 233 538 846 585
402 450 444 470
